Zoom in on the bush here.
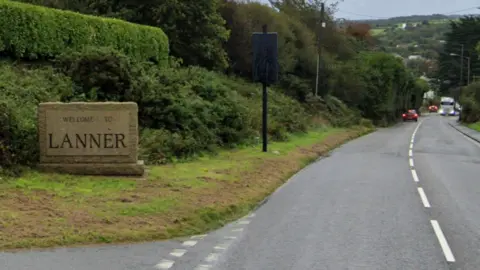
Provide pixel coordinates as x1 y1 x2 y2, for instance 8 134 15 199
135 67 310 164
0 61 72 172
0 0 169 65
55 46 141 102
50 47 312 164
460 82 480 123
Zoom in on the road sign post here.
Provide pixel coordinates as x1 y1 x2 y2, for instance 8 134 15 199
252 25 278 152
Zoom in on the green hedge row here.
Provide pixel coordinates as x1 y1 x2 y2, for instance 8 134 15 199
0 0 169 65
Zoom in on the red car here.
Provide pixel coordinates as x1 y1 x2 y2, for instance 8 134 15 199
428 105 438 112
403 109 418 122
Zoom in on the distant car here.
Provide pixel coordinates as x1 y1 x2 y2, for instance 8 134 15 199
403 109 418 122
428 105 438 112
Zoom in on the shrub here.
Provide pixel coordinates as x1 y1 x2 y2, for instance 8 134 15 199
460 82 480 123
0 61 72 173
136 67 310 163
53 47 311 164
0 0 169 65
55 46 141 102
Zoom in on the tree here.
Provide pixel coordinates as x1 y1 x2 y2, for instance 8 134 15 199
435 16 480 95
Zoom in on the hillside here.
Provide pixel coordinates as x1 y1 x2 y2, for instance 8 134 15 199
366 15 451 60
354 14 460 26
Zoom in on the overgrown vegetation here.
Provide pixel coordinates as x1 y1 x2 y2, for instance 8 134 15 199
0 0 437 248
0 0 430 174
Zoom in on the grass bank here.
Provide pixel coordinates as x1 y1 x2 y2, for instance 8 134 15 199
0 125 373 250
467 122 480 132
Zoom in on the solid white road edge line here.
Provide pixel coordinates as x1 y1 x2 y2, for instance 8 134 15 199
431 220 456 262
411 169 419 182
417 187 431 208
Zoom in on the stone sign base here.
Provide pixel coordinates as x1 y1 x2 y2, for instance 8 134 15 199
37 101 144 177
37 161 145 176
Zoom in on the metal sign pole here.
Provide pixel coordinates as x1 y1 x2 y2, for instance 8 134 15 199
262 24 268 152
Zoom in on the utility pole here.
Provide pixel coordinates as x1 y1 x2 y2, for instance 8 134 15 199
460 44 464 86
467 56 471 85
314 2 325 97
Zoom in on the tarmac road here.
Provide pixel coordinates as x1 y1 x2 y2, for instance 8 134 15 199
2 114 480 270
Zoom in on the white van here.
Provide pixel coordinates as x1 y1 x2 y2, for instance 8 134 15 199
439 97 455 116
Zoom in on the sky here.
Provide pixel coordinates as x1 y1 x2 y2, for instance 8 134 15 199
259 0 480 20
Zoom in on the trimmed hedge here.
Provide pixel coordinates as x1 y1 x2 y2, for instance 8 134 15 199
0 0 169 65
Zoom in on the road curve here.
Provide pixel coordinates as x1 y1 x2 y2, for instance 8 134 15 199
212 117 449 270
4 115 480 270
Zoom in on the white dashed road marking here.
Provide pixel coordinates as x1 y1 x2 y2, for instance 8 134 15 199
411 169 419 182
195 265 212 270
231 228 244 232
169 249 187 257
191 234 207 240
182 240 197 247
238 220 250 225
431 220 456 262
214 242 230 250
410 121 456 263
417 187 431 208
205 253 220 263
155 259 174 269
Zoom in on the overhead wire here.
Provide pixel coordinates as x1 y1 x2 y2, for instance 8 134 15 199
334 6 480 20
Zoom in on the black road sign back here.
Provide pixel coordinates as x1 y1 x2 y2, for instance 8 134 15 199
252 32 278 85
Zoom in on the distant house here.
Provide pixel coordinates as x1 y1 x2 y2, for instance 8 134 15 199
405 23 416 30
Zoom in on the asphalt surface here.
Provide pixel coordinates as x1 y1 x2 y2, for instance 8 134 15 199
1 114 480 270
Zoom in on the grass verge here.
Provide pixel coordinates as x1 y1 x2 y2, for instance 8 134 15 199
467 122 480 132
0 125 373 250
